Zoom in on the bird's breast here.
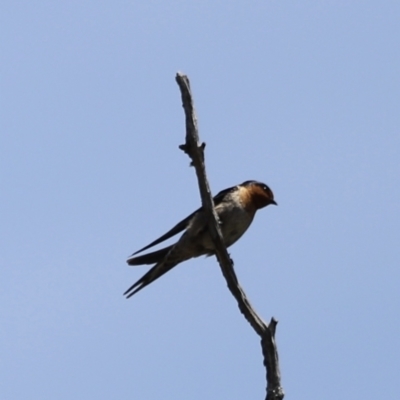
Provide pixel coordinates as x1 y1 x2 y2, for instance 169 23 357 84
219 205 254 247
182 194 256 255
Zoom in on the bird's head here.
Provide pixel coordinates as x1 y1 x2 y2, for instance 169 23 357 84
240 180 277 211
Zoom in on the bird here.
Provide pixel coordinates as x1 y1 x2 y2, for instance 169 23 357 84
124 180 277 298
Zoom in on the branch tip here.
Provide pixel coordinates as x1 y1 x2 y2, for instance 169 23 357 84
268 318 278 336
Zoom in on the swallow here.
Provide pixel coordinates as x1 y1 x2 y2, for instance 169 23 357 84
124 180 277 298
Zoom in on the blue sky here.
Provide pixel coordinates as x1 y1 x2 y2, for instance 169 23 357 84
1 1 399 399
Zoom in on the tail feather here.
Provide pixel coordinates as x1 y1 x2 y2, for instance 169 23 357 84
127 245 172 266
124 259 178 298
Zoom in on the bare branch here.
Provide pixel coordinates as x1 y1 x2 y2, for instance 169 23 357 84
175 72 284 400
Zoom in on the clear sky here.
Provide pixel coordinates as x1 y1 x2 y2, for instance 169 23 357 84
2 1 399 399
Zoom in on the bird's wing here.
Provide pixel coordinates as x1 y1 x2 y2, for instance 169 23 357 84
131 185 238 256
212 185 237 205
131 209 198 255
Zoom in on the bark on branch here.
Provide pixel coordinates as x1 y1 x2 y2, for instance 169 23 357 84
175 72 284 400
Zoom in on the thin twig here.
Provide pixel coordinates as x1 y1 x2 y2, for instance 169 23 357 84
175 72 284 400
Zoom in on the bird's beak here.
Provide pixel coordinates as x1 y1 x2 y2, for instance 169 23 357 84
271 200 278 206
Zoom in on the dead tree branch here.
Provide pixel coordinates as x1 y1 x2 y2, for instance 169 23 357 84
175 72 284 400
